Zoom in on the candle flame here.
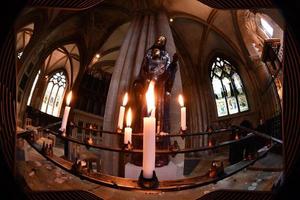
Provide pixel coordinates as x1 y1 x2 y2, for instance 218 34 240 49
178 94 184 107
235 134 239 140
88 137 93 145
146 81 155 116
122 92 128 106
66 91 72 106
126 108 132 127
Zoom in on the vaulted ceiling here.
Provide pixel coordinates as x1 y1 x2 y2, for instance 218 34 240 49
15 0 283 104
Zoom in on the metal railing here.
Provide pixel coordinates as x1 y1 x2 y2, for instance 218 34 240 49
17 121 282 190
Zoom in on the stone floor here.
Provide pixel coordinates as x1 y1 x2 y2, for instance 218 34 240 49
17 144 282 200
184 149 229 177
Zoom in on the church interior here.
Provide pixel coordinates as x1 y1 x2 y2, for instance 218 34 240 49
1 0 300 199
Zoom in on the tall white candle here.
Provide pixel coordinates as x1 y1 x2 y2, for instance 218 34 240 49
143 116 156 178
143 81 156 179
124 108 132 144
61 91 72 131
117 93 128 130
178 94 187 131
117 106 125 130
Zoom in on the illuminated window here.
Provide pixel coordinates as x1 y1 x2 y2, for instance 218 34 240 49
27 70 40 106
260 18 273 38
17 51 23 59
210 57 249 117
40 71 67 117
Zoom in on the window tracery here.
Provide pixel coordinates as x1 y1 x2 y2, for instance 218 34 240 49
210 57 249 117
40 71 67 117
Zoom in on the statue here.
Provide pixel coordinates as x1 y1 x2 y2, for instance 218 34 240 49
130 35 178 167
131 35 178 133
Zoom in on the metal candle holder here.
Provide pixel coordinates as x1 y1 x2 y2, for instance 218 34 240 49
137 170 159 189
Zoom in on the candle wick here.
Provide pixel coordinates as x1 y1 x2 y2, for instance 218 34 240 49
147 109 153 117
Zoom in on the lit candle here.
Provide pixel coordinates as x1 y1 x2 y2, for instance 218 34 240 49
124 108 132 144
60 91 72 131
117 93 128 130
143 81 156 179
178 94 187 131
208 139 213 147
235 134 240 140
87 136 93 145
88 125 93 145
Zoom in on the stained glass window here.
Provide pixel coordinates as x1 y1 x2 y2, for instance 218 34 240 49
40 71 67 117
210 57 249 117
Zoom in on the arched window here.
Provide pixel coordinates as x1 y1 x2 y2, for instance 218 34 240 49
260 17 274 38
40 71 67 117
210 57 249 117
